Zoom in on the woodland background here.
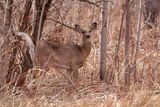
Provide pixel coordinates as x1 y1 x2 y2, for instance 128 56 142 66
0 0 160 107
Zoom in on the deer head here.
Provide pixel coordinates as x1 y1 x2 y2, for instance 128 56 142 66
75 22 97 42
73 22 97 61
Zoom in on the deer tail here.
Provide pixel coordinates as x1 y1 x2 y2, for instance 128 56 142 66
16 32 35 62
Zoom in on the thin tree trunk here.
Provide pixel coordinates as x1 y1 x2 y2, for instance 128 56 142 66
31 0 43 45
3 0 13 34
114 6 126 92
19 0 32 31
133 0 142 83
99 0 108 81
0 0 13 87
115 8 125 83
37 0 47 45
124 0 131 86
31 0 52 45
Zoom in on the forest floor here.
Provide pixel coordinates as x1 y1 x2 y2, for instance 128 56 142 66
0 67 160 107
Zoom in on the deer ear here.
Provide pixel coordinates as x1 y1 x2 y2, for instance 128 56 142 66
90 22 97 30
75 24 83 33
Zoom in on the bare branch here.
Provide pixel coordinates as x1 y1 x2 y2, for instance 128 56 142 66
79 0 100 7
51 3 64 23
47 18 78 32
96 0 113 3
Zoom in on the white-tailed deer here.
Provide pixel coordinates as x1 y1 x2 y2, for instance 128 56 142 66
16 22 97 82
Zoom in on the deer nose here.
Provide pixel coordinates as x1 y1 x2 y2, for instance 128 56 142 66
86 35 90 38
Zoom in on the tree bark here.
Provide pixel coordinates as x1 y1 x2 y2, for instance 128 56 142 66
0 0 14 87
31 0 52 45
124 0 131 86
99 0 108 82
133 0 142 83
19 0 32 31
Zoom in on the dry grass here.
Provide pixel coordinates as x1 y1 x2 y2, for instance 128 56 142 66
0 83 160 107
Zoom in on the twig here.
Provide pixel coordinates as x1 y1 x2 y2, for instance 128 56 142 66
0 72 28 91
51 3 64 23
79 0 100 7
32 68 79 92
51 88 66 100
58 70 79 92
130 51 156 73
47 18 77 32
96 0 114 5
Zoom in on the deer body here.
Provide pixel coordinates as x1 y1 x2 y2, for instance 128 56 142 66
36 40 92 70
16 22 97 82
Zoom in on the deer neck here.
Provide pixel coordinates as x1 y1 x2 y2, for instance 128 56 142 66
81 38 92 59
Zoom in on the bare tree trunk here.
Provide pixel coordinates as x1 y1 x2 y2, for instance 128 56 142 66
115 7 125 83
31 0 43 45
114 6 126 92
133 0 142 83
99 0 108 81
3 0 13 34
124 0 131 87
19 0 32 31
31 0 52 45
0 0 13 87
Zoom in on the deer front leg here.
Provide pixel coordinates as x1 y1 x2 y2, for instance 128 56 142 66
67 69 73 81
72 65 79 83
